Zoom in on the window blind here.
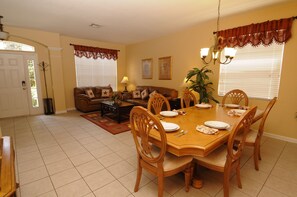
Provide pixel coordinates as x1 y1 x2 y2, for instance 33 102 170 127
75 56 117 90
218 42 284 99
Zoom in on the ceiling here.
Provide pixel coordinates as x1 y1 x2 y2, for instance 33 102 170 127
0 0 293 45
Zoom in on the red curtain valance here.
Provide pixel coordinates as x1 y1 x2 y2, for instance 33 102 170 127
217 17 295 49
71 44 119 60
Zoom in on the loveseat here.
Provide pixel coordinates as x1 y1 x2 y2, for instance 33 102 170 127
123 86 178 108
74 86 113 112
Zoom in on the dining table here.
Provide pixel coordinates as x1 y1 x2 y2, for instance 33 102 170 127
149 104 264 157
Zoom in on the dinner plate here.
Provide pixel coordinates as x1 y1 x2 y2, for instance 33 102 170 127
231 109 246 115
225 103 240 108
204 121 230 129
160 122 180 132
160 111 179 117
195 103 212 108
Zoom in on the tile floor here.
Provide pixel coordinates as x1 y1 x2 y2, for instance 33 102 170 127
1 110 296 197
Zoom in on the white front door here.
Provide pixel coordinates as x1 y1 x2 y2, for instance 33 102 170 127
0 53 30 118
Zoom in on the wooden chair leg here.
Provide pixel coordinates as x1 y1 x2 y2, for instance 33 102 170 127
157 175 164 197
236 162 242 188
134 163 142 192
254 145 260 171
223 168 231 197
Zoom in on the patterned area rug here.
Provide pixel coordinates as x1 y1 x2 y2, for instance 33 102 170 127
81 112 130 135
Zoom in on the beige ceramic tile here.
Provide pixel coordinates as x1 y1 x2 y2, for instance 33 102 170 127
97 152 123 167
257 186 288 197
20 177 54 197
118 170 151 193
84 169 115 191
18 157 45 173
46 159 74 175
88 146 113 159
50 168 81 188
37 190 57 197
19 166 49 185
76 160 104 177
132 181 171 197
69 152 95 166
107 160 135 179
93 180 130 197
43 151 68 165
56 179 91 197
265 175 297 196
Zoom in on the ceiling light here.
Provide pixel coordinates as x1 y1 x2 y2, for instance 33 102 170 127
89 23 102 28
0 16 9 40
200 0 236 65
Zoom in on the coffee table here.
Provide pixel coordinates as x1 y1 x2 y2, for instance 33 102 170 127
100 101 135 123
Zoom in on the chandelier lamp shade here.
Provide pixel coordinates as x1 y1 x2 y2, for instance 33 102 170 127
121 76 129 92
0 16 9 40
200 0 236 65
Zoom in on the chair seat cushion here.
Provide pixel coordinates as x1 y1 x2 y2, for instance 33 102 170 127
194 145 227 168
235 129 257 144
150 146 192 172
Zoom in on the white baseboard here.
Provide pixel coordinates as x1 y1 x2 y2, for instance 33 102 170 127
264 132 297 144
55 110 67 114
67 107 76 111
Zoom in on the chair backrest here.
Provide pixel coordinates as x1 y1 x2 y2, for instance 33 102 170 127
222 89 249 106
147 93 171 115
257 97 277 138
181 88 197 108
227 106 257 162
130 106 167 164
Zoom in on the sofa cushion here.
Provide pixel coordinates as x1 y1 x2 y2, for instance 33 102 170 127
149 90 158 98
85 89 95 98
132 90 141 99
102 89 111 97
141 89 149 100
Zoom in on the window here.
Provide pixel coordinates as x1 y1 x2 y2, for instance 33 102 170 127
27 59 39 108
75 56 117 90
0 41 35 51
218 42 284 99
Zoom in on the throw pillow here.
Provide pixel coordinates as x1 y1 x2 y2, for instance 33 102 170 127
132 90 141 99
85 89 95 98
149 90 158 98
141 89 149 100
102 89 111 98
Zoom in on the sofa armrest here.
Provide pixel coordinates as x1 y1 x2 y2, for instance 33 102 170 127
76 94 92 102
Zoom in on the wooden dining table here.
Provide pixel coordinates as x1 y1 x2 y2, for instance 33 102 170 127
149 104 263 157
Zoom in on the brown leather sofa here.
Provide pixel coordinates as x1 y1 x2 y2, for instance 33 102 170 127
123 86 178 108
74 86 113 112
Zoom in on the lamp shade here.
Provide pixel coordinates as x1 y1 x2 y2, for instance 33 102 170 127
121 76 129 84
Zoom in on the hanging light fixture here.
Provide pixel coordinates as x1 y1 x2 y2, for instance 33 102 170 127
200 0 236 65
0 16 9 40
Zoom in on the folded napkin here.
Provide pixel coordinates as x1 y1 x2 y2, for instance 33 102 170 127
196 125 218 135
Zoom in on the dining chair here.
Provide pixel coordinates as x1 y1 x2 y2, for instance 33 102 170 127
222 89 249 106
130 106 193 197
147 93 171 115
180 88 197 108
193 106 257 197
235 97 277 171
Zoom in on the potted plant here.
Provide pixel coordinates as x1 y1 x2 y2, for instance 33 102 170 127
185 65 219 104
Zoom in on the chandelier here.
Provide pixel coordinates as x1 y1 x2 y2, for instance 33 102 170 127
200 0 236 65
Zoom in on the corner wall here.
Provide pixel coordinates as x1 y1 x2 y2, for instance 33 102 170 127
126 2 297 139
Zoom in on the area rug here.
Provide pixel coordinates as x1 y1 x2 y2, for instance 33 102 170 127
81 112 130 135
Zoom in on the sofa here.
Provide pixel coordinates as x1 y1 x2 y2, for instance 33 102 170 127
123 86 178 108
74 86 113 112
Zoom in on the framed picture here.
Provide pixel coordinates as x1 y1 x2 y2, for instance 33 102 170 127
158 56 171 80
142 58 153 79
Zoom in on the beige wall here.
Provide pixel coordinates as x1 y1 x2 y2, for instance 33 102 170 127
5 26 126 113
126 2 297 139
60 36 126 110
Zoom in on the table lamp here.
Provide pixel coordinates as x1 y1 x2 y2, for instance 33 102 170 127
121 76 129 92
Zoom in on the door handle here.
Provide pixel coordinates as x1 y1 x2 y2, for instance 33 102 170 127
22 81 27 90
